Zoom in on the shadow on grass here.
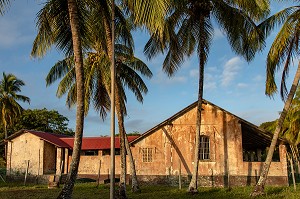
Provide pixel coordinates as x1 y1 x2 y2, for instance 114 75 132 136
265 187 285 195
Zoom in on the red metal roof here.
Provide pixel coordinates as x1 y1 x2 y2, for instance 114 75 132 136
5 129 139 150
61 136 139 150
26 130 71 148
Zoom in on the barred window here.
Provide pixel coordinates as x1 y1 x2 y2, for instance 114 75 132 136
199 136 210 160
142 148 153 162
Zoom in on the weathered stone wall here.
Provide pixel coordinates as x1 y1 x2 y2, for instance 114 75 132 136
130 103 289 186
67 151 124 179
6 133 44 176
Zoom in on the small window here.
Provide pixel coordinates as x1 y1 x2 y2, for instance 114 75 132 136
142 148 153 162
81 150 98 156
199 135 210 160
102 149 120 156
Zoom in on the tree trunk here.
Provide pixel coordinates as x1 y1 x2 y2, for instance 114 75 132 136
287 152 297 191
3 120 7 139
115 90 127 199
2 108 7 139
124 133 140 193
57 0 85 198
110 1 116 198
188 15 206 193
251 62 300 197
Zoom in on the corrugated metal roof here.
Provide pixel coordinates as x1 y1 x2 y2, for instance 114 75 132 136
28 130 72 148
61 136 139 150
4 129 140 150
5 130 71 148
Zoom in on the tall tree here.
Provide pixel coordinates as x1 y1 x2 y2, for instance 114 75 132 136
260 86 300 145
0 73 30 139
9 108 74 136
31 0 89 197
46 44 151 197
144 0 269 192
251 4 300 192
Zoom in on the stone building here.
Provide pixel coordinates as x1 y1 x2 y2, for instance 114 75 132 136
2 100 288 186
129 100 288 186
3 130 138 182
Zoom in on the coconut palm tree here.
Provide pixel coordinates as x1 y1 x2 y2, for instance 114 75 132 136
46 44 151 197
250 5 300 196
144 0 269 192
30 0 89 197
0 73 30 139
32 0 169 197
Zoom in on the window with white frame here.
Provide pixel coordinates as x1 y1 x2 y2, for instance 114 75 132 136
199 135 210 160
142 148 153 162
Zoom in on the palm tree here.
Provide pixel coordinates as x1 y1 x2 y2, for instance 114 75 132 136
30 0 89 197
0 73 30 139
31 0 172 197
251 5 300 196
44 3 152 196
144 0 269 192
283 87 300 145
46 45 151 197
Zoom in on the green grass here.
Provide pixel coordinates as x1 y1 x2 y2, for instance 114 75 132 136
0 182 300 199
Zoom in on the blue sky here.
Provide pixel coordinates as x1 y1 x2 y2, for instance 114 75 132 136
0 1 297 137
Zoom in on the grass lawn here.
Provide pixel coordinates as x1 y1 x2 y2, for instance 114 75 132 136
0 182 300 199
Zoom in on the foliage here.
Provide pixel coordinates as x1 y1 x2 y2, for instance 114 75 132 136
260 120 277 133
144 0 269 192
115 131 141 136
258 5 300 100
0 108 74 138
252 2 300 195
260 86 300 145
0 72 30 139
0 183 300 199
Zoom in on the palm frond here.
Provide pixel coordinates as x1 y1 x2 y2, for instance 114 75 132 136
46 57 74 86
0 0 10 15
266 10 300 97
213 0 265 61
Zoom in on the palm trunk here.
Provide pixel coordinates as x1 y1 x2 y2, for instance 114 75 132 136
3 121 7 139
2 108 7 139
115 90 127 199
292 146 300 176
251 62 300 197
110 1 116 198
58 0 85 198
188 15 206 193
124 133 140 193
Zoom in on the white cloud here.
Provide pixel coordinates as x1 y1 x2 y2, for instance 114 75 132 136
253 74 264 82
206 66 218 73
237 83 248 88
204 81 217 90
189 69 198 78
204 73 217 89
152 71 187 85
221 57 243 87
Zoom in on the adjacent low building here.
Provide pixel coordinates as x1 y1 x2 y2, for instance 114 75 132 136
4 130 138 182
2 100 289 186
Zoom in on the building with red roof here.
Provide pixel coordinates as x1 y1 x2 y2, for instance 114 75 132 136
3 129 139 182
2 100 289 186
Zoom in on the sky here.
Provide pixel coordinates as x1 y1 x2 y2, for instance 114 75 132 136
0 1 297 137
